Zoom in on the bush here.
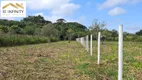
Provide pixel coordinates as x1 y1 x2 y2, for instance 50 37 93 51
106 37 117 41
0 34 54 47
105 36 142 42
0 25 9 33
133 36 142 42
50 37 60 42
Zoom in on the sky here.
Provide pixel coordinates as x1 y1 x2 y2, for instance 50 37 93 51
0 0 142 33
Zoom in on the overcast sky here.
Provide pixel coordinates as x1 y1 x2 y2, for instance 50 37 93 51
0 0 142 33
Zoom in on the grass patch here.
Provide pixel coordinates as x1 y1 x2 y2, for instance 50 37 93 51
0 41 141 80
75 63 89 70
39 57 48 62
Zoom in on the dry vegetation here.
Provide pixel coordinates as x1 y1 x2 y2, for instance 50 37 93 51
0 41 142 80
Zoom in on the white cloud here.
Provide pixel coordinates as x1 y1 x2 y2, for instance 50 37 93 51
45 15 85 23
33 12 85 24
125 26 142 33
45 15 63 22
28 0 81 23
33 12 63 22
126 26 142 31
27 0 80 16
27 0 69 10
98 0 127 9
51 3 80 15
98 0 142 9
66 16 85 23
0 17 15 20
108 7 126 16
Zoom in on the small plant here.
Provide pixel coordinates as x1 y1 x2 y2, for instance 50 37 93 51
23 53 29 56
39 58 48 62
75 63 89 70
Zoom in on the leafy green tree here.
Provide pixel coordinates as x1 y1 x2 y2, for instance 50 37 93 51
102 29 111 37
65 22 87 39
21 15 51 28
41 23 59 38
0 19 19 27
111 29 118 40
24 26 35 35
18 21 26 28
54 21 87 40
9 25 22 34
34 28 41 35
67 28 73 43
54 23 67 40
57 18 66 23
0 25 9 33
136 30 142 36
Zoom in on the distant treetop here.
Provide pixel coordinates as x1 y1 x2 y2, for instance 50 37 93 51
57 18 66 23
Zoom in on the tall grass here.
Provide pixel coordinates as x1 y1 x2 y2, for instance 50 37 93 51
0 34 59 47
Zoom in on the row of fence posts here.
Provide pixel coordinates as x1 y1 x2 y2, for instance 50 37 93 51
76 35 89 52
76 25 123 80
76 33 100 64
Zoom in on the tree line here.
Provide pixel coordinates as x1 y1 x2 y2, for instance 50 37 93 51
0 15 87 40
89 19 142 41
0 15 88 46
0 15 141 46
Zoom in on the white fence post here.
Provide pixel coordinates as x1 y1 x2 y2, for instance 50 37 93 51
118 25 123 80
90 34 92 56
81 37 83 46
83 37 85 47
98 32 101 65
76 38 78 42
86 35 89 51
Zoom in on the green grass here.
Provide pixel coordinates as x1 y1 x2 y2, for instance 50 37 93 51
39 57 48 62
0 41 141 80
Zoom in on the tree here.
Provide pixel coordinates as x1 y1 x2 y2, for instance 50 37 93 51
101 29 111 43
0 19 19 27
34 28 41 35
67 28 73 43
57 18 66 23
0 16 89 41
9 25 21 34
41 23 59 38
21 15 51 28
102 29 111 37
22 15 44 23
24 26 35 35
54 21 87 40
89 19 107 39
0 25 9 33
111 29 118 40
136 30 142 36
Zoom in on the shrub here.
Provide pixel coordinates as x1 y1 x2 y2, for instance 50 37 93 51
134 36 142 42
50 37 60 42
0 34 53 47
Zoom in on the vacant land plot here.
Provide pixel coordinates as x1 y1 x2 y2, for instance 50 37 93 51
0 41 142 80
